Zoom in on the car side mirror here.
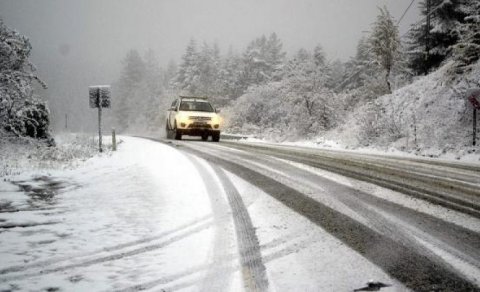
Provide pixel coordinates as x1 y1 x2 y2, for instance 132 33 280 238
215 108 221 113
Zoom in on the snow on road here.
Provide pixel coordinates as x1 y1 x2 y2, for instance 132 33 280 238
1 136 413 291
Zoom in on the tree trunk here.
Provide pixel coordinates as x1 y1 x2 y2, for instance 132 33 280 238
385 70 391 93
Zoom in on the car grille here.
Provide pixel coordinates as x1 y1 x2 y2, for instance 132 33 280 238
189 116 211 121
188 123 212 129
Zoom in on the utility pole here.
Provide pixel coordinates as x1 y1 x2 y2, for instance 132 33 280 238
65 114 68 130
424 0 431 75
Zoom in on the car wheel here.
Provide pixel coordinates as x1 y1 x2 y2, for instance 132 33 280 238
201 134 208 141
174 123 182 140
212 132 220 142
165 123 172 139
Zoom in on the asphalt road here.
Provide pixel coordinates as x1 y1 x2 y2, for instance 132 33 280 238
153 137 480 292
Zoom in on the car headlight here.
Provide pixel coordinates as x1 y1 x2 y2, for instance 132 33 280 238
212 115 222 127
177 113 189 125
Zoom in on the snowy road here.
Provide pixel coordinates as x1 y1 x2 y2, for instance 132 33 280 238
1 136 479 291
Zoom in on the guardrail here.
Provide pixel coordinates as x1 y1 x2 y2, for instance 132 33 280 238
220 133 250 141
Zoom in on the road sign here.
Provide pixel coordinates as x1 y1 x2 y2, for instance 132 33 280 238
89 85 111 152
467 88 480 110
89 85 111 108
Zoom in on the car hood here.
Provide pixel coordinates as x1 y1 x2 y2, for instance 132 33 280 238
178 111 219 118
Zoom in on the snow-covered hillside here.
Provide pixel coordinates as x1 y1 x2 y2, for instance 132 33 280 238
325 61 480 160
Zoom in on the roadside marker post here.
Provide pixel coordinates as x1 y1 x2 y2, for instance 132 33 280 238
112 128 117 151
467 89 480 147
89 85 111 152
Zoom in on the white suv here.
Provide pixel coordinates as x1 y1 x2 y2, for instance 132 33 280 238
166 97 222 141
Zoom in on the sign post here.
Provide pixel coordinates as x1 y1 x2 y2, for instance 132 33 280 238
467 89 480 147
89 85 111 152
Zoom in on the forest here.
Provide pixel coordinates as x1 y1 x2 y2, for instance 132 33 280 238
110 1 479 152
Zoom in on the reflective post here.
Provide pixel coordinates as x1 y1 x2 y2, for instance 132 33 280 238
112 128 117 151
474 108 477 147
98 89 103 153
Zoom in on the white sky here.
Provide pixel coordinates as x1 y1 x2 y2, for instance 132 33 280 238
1 0 420 65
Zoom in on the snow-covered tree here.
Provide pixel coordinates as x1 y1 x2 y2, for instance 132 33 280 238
283 47 337 134
114 49 146 131
451 1 480 73
340 37 389 105
196 42 221 97
0 19 50 139
164 59 177 88
218 47 244 101
369 6 401 93
227 45 340 139
265 32 286 81
407 0 468 75
141 49 164 131
240 33 286 90
328 60 346 92
174 39 200 94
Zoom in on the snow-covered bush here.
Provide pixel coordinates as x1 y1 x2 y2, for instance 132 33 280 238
0 133 98 177
356 101 406 147
225 45 345 140
225 82 287 136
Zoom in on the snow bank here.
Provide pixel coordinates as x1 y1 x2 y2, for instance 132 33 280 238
0 133 102 177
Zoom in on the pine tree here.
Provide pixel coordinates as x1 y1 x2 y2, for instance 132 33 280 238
164 59 177 88
369 6 401 93
241 33 286 89
174 39 200 94
313 45 326 67
218 47 244 100
242 34 269 87
114 49 146 131
339 37 389 105
196 42 220 97
451 1 480 73
407 0 468 75
142 49 164 131
265 32 286 80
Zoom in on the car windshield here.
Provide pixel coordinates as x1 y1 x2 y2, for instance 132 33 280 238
179 101 214 112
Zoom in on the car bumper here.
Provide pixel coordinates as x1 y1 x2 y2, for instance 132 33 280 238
178 122 219 134
178 122 220 132
178 128 220 136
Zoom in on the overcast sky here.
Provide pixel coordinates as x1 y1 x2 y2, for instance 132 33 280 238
1 0 420 64
0 0 420 130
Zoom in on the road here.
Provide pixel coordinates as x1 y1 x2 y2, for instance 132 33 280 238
153 137 480 291
0 136 479 292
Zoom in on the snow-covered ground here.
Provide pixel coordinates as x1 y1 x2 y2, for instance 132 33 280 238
0 136 412 291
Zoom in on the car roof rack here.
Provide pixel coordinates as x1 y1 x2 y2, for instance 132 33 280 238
179 95 208 100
